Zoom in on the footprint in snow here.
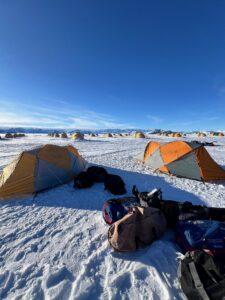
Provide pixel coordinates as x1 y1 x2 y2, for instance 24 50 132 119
15 251 25 261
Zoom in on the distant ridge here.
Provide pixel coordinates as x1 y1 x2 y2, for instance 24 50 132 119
0 127 151 134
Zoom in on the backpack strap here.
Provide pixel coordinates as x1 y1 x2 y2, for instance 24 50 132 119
189 261 210 300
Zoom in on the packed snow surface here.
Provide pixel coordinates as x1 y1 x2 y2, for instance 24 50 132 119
1 133 225 300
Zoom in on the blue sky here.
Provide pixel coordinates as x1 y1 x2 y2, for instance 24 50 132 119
0 0 225 131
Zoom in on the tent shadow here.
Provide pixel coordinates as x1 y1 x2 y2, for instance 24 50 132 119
0 165 206 210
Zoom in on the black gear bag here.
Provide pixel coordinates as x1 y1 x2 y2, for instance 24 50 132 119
178 250 225 300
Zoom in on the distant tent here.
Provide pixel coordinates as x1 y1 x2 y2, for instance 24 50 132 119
0 144 86 199
71 132 84 140
118 133 123 136
5 133 13 138
169 133 182 137
174 132 182 137
90 133 96 137
104 133 113 137
197 133 207 137
137 140 225 181
210 132 224 137
134 132 145 138
60 132 68 138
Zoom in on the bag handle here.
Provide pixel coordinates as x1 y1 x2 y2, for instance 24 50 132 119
188 261 210 300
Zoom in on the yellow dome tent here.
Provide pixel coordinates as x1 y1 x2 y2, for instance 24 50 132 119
5 133 13 138
71 132 84 140
60 132 68 138
0 144 86 199
174 132 182 137
197 133 206 137
134 132 145 138
104 133 113 137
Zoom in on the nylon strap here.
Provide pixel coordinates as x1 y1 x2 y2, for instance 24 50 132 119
189 262 210 300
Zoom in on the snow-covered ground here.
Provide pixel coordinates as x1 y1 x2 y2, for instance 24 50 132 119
1 133 225 300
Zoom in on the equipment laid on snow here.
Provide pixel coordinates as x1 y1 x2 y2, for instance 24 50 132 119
102 197 140 225
178 250 225 300
86 166 108 183
108 206 167 252
175 220 225 255
104 174 126 195
133 186 225 227
132 185 162 208
73 171 94 189
0 144 86 199
136 140 225 181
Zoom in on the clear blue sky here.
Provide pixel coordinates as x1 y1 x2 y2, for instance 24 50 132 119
0 0 225 131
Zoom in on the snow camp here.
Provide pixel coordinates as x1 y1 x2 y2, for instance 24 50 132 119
1 132 225 299
1 1 225 299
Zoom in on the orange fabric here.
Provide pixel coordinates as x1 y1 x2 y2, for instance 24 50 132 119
160 141 193 165
38 145 70 171
158 166 169 173
195 147 225 181
144 142 161 161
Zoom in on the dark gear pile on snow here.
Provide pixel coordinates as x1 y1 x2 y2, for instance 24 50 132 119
178 250 225 300
175 220 225 255
86 166 108 183
108 206 167 252
74 166 127 195
102 197 140 225
104 174 126 195
74 166 108 189
73 171 94 189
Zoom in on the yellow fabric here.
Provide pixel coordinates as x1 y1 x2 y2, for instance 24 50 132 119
71 133 84 139
0 153 36 198
38 145 71 171
66 145 79 157
174 133 182 137
134 132 145 138
0 144 84 199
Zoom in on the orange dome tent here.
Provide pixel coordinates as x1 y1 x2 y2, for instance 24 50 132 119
137 141 225 181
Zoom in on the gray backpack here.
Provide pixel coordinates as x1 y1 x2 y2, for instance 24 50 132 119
108 206 167 252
